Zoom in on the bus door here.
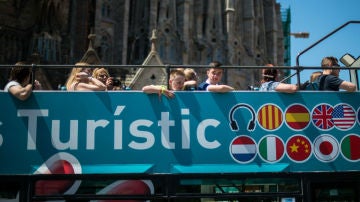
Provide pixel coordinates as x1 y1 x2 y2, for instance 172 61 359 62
305 172 360 202
310 181 358 202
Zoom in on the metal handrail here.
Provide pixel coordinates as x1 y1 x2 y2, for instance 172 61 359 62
294 20 360 86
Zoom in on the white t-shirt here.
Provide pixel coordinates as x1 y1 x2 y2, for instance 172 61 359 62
4 81 20 92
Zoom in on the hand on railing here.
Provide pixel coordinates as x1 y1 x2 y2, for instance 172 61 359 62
33 80 42 90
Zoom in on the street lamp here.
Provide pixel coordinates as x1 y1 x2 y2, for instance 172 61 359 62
290 32 310 38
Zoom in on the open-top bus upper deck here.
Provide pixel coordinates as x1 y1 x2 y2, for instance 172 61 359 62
1 82 360 201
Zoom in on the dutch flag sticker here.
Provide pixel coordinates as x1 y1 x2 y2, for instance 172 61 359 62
230 136 257 163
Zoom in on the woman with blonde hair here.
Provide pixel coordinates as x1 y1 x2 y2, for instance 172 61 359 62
65 62 106 91
92 68 115 91
183 68 198 90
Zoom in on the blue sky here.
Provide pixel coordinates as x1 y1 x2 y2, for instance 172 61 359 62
276 0 360 83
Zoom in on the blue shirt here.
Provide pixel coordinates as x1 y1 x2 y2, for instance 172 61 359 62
259 81 280 91
198 81 210 91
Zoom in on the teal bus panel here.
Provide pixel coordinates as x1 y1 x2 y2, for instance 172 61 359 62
0 91 359 175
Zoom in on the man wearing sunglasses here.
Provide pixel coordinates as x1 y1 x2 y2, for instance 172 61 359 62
316 56 356 91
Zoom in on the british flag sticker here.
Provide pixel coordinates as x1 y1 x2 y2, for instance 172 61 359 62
311 104 334 130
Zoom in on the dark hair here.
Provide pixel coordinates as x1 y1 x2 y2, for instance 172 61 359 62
9 62 32 84
262 68 278 82
321 56 339 67
209 61 222 68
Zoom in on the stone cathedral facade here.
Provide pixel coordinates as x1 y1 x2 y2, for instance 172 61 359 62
0 0 285 90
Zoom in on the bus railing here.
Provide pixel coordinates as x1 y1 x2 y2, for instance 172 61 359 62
1 64 359 90
1 64 360 201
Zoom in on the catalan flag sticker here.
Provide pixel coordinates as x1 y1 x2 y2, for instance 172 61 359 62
258 135 285 163
286 135 312 162
340 134 360 162
284 104 310 130
257 104 283 131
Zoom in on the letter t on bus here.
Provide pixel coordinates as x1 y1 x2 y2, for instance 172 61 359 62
18 109 49 150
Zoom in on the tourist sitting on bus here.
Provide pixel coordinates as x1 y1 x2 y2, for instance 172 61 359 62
142 69 186 99
198 61 234 92
310 71 322 82
259 64 297 93
300 71 322 90
92 67 119 91
65 62 106 91
183 68 198 91
4 61 42 100
315 56 356 91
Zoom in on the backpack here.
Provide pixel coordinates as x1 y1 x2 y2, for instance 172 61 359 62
301 75 328 91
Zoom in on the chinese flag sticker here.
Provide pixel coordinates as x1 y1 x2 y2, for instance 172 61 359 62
286 135 312 162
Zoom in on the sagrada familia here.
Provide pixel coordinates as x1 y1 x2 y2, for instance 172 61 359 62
0 0 287 90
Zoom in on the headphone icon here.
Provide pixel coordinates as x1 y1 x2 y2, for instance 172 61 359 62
229 103 256 131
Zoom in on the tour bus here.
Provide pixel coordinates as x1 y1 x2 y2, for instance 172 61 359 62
1 21 360 202
0 62 359 202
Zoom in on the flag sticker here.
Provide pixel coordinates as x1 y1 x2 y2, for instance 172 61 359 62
257 104 283 131
286 135 312 162
230 136 257 163
331 103 355 130
312 104 334 130
258 135 285 163
285 104 310 130
357 107 360 126
340 134 360 162
313 135 339 162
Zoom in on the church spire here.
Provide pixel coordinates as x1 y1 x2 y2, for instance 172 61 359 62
150 29 157 52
